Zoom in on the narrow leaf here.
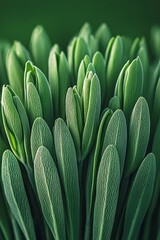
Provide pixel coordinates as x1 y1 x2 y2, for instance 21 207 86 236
93 145 120 240
124 97 150 176
1 150 36 240
54 118 80 240
122 153 156 240
34 146 66 240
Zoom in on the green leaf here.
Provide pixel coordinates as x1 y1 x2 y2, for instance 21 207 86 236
49 50 69 119
1 150 36 240
82 72 101 160
34 146 66 240
123 57 144 120
114 60 130 109
50 44 61 55
93 145 120 240
6 41 31 102
152 117 160 166
54 118 80 240
92 51 105 102
30 25 51 75
66 86 83 161
24 61 53 128
86 108 112 209
25 82 43 124
79 23 92 43
105 36 125 103
130 38 149 81
102 109 127 177
85 108 112 239
108 96 120 112
31 117 54 160
79 23 98 56
77 55 91 94
151 75 160 130
75 38 90 77
0 40 10 87
122 153 156 240
145 60 160 109
68 37 90 84
11 217 24 240
1 86 31 168
124 97 150 176
0 132 9 158
95 23 111 54
150 25 160 58
0 186 13 240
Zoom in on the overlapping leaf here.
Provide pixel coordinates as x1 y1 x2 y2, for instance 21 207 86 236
93 145 120 240
1 150 36 240
34 146 66 240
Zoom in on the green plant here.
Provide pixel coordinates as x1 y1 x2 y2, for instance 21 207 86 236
0 23 160 240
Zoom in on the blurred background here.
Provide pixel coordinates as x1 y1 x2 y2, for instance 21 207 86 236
0 0 160 48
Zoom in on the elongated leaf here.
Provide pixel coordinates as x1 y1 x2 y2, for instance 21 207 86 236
122 153 156 240
58 52 70 118
34 146 66 240
2 86 31 168
82 73 101 160
124 97 150 176
31 117 53 159
0 187 13 240
11 217 24 240
85 109 112 240
54 118 80 240
26 82 43 124
152 75 160 130
102 109 127 177
86 108 112 214
75 38 90 74
66 87 82 161
93 145 120 240
95 23 111 53
30 25 51 75
1 150 36 240
49 50 69 119
0 40 10 87
68 37 90 84
6 42 30 102
92 51 105 102
123 57 144 120
105 36 125 103
77 55 91 94
24 61 53 128
114 60 130 108
78 23 97 56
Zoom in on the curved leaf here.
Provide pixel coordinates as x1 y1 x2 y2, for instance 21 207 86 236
54 118 80 240
93 145 120 240
124 97 150 176
1 150 36 240
122 153 156 240
31 117 53 160
102 109 127 177
34 146 66 240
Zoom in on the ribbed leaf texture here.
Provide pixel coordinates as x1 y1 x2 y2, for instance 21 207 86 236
0 23 159 240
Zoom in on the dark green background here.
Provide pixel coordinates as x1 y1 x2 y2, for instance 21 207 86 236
0 0 160 48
